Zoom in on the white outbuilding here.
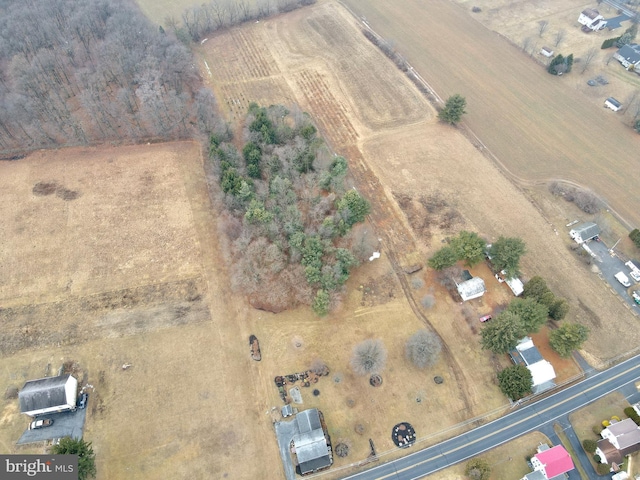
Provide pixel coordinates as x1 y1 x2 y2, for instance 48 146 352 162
19 374 78 417
569 222 600 244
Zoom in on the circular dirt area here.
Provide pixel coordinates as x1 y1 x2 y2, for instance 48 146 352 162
369 374 383 387
392 422 416 448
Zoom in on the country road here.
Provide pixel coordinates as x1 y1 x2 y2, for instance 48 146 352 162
340 354 640 479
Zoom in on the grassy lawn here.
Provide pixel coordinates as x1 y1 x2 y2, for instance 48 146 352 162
568 392 635 476
428 431 548 480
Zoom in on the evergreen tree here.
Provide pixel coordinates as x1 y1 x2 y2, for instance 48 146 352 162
438 94 467 125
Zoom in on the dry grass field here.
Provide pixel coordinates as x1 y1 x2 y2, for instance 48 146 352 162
3 1 640 479
0 142 285 479
193 0 638 475
135 0 202 25
342 0 640 231
454 0 640 116
0 140 509 478
428 431 550 480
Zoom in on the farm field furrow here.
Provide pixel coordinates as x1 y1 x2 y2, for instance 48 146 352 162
342 0 640 229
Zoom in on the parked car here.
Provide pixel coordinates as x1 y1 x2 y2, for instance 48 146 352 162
78 392 88 409
615 271 631 288
632 291 640 306
29 418 53 430
479 315 493 323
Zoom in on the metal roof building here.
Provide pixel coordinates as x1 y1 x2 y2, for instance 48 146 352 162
456 277 486 302
293 409 332 475
19 374 78 417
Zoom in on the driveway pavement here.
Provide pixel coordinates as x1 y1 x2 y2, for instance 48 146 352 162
274 418 298 480
586 239 639 309
17 407 87 445
538 421 582 480
605 13 631 30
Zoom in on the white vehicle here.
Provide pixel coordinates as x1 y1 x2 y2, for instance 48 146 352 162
615 272 631 288
625 261 640 282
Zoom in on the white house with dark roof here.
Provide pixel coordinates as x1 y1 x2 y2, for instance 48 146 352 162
19 374 78 417
578 8 607 31
510 337 556 395
292 409 332 475
614 43 640 69
569 222 600 244
596 418 640 466
456 277 486 302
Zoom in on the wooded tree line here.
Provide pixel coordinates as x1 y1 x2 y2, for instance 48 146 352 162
172 0 316 42
0 0 218 156
211 104 373 315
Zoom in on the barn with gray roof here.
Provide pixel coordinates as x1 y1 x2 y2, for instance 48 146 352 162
19 374 78 417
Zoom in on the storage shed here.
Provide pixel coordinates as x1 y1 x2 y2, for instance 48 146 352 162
19 374 78 417
605 97 622 112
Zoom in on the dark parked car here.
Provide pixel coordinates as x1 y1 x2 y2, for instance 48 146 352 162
29 418 53 430
78 393 88 409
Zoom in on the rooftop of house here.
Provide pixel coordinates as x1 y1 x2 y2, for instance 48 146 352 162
534 445 574 478
18 374 74 413
457 277 486 298
606 418 640 449
581 8 601 19
606 97 622 107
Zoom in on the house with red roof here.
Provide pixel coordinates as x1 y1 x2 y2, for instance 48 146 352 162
522 444 575 480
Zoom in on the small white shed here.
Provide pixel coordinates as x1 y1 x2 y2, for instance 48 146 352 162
605 97 622 112
540 47 554 58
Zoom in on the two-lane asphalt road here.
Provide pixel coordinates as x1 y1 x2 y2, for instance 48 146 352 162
342 354 640 479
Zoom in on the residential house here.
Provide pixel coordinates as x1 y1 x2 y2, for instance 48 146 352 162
528 444 575 480
510 337 556 394
456 277 486 302
19 374 78 417
605 97 623 112
578 8 607 31
596 418 640 466
569 222 600 244
614 43 640 69
292 409 332 475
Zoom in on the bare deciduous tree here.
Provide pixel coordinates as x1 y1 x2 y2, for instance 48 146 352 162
405 330 442 368
581 48 598 73
351 339 387 376
538 20 549 37
554 29 566 47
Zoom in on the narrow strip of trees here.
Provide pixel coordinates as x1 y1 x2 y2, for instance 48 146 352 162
172 0 317 43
